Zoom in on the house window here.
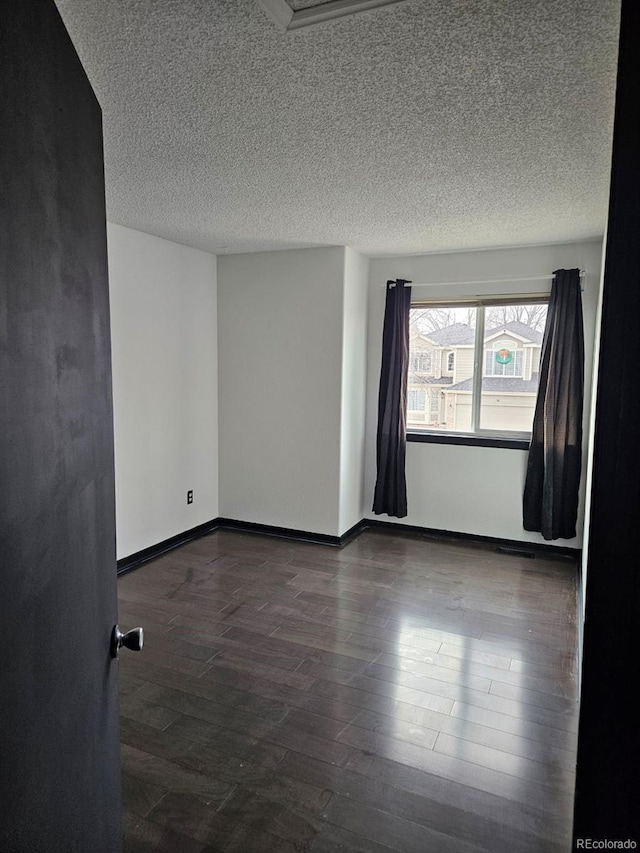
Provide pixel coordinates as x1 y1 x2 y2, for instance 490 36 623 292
410 352 431 372
408 389 426 411
407 299 548 438
484 348 523 376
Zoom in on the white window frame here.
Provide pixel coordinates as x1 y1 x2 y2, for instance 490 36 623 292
410 352 432 373
408 295 548 440
484 347 524 377
407 388 426 411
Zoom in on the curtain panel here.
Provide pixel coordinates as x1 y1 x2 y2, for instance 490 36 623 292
523 268 584 540
372 279 412 517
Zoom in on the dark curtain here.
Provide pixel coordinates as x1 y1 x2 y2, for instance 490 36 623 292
372 279 412 517
523 268 584 540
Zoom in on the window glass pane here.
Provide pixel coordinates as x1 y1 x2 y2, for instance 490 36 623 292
408 306 477 431
479 303 548 432
485 348 524 377
408 389 426 411
410 352 432 372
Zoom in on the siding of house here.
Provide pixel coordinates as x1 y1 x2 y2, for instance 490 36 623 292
528 344 542 378
453 346 474 382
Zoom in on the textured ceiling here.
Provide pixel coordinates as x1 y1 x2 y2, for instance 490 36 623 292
54 0 620 257
288 1 338 9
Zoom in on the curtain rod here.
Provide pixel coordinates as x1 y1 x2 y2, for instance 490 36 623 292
387 271 585 288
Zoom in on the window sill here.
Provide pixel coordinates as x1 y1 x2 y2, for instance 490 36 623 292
407 431 530 450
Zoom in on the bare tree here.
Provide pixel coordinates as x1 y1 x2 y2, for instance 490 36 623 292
486 303 547 331
410 307 460 337
410 302 546 345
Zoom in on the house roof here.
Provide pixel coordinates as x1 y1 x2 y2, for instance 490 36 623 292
425 324 475 346
421 319 544 348
410 376 454 386
448 375 541 393
485 321 544 344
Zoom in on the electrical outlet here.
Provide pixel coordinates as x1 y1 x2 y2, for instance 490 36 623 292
187 490 193 505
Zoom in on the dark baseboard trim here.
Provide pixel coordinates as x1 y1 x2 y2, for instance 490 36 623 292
116 518 221 575
362 518 580 560
215 517 345 547
339 519 368 546
116 516 357 574
117 515 579 575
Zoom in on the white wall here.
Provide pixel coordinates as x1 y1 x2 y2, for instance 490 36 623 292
339 248 369 534
106 229 601 555
108 223 218 559
217 247 346 536
364 240 604 546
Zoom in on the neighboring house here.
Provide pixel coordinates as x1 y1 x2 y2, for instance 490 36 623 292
408 320 544 432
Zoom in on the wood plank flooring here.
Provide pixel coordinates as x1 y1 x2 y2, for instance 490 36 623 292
117 528 579 852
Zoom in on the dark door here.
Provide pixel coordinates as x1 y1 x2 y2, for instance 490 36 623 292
0 2 122 851
573 0 640 842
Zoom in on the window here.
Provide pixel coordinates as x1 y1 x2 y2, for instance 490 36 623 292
484 348 523 376
410 352 431 372
407 299 548 439
407 389 426 411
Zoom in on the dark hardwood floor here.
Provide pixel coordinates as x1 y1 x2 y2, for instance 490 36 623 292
117 528 579 852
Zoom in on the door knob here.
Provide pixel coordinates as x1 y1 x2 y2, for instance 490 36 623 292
111 624 144 658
